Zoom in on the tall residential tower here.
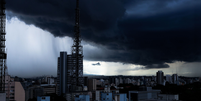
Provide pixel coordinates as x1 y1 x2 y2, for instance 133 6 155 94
57 0 83 95
0 0 7 92
156 71 164 85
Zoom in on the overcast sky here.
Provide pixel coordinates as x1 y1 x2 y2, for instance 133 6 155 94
3 0 201 77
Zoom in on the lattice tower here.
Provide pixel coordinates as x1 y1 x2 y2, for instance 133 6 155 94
71 0 84 88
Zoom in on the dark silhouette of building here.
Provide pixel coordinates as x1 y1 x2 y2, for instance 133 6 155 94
156 71 164 85
84 77 88 86
0 0 7 92
57 52 67 95
57 0 83 96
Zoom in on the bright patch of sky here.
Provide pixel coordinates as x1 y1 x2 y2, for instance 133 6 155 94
5 17 201 77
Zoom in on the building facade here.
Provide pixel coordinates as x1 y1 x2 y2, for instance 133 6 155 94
166 75 172 83
26 86 44 101
5 75 25 101
114 93 127 101
74 95 90 101
158 94 179 100
37 96 50 101
129 90 161 101
100 92 113 101
172 74 178 84
57 52 67 95
0 93 6 101
88 79 96 91
156 71 164 85
57 51 84 95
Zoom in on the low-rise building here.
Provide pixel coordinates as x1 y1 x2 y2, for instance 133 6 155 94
158 94 179 100
26 86 44 101
41 84 56 94
74 95 90 101
66 92 91 101
128 88 161 101
101 92 113 101
37 96 50 101
5 75 25 101
113 93 127 101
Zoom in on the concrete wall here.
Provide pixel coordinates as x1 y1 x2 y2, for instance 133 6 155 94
0 93 6 101
15 82 25 101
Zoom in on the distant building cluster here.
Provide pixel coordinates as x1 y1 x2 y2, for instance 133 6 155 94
0 70 201 101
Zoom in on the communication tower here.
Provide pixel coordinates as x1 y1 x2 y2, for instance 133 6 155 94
70 0 84 91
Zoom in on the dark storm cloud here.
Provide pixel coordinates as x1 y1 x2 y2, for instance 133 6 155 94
5 0 201 69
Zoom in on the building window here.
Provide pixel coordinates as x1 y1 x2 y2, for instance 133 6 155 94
10 97 14 99
10 90 14 92
10 93 14 95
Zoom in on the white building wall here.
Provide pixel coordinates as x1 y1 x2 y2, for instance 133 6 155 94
47 77 54 84
0 93 6 101
95 91 100 101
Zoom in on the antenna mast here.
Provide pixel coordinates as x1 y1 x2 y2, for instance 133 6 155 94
71 0 83 90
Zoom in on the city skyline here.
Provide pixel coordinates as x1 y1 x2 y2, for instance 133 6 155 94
4 0 201 77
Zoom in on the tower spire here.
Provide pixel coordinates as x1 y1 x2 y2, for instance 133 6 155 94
0 0 7 92
71 0 83 90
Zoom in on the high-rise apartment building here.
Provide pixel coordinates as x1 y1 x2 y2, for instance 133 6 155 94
87 79 96 91
166 75 172 83
0 0 7 93
57 52 67 95
156 71 164 85
119 78 123 84
57 52 83 95
115 78 119 86
56 57 60 95
172 74 178 84
57 0 83 95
